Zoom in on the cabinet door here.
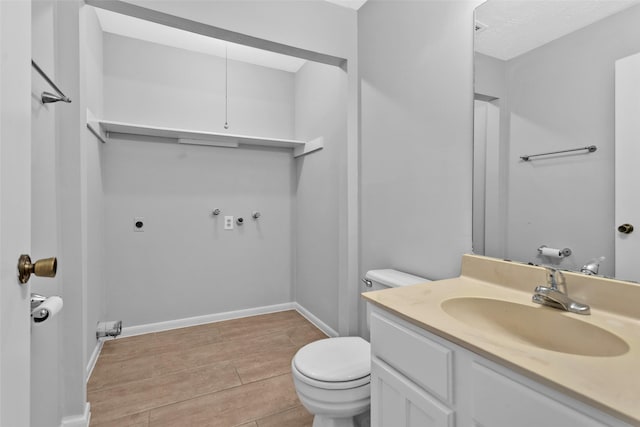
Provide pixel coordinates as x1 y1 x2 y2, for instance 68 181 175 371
371 359 454 427
472 362 609 427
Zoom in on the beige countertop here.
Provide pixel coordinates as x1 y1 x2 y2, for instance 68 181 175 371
362 254 640 425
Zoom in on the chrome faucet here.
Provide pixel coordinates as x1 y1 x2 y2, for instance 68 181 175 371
532 268 590 315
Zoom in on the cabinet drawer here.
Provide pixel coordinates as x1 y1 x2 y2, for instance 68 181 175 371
471 362 609 427
370 311 452 404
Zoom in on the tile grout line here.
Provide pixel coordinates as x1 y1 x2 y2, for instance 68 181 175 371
148 373 298 426
232 365 245 385
90 361 242 412
251 403 307 426
97 372 297 425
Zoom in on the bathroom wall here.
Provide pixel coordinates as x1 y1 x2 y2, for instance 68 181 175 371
102 34 295 138
31 1 63 425
359 0 478 283
294 61 348 333
358 0 478 336
81 6 106 378
102 35 296 327
480 5 640 276
55 0 92 422
475 52 506 99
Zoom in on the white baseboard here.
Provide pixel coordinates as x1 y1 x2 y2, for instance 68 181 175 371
114 302 339 343
60 403 90 427
294 303 339 337
120 302 296 337
86 340 104 381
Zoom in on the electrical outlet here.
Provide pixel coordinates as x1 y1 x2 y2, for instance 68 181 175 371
134 217 145 232
224 216 234 230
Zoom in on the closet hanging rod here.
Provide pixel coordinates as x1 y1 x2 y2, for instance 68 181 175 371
520 145 596 162
31 60 71 104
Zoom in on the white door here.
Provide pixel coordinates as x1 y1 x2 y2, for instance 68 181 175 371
615 52 640 282
0 1 32 426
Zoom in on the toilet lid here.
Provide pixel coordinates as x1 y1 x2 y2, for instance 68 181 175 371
293 337 370 382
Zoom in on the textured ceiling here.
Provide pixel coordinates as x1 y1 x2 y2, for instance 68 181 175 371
475 0 640 60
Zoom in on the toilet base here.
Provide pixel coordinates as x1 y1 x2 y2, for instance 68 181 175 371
312 415 354 427
311 411 370 427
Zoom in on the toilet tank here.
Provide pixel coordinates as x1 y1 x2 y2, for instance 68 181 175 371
363 269 430 333
364 269 429 291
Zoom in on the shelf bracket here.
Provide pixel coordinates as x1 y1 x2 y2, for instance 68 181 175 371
86 109 107 144
294 137 324 158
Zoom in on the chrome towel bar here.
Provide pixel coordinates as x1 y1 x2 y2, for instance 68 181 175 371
31 59 71 104
520 145 596 161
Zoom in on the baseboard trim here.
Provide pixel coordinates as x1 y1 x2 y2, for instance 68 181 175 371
294 303 339 337
86 340 104 381
60 403 90 427
120 302 297 337
116 302 339 341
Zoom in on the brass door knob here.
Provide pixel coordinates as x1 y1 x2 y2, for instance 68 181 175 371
18 255 57 284
618 224 634 234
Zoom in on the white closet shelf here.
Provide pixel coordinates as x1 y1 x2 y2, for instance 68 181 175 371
85 109 323 158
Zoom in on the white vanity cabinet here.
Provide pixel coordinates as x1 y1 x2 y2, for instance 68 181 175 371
369 306 632 427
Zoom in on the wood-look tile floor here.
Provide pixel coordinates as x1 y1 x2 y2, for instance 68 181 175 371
88 310 327 427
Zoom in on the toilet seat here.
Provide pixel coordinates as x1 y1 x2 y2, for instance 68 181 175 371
293 337 371 390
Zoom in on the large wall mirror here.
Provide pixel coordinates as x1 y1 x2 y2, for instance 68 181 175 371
473 0 640 280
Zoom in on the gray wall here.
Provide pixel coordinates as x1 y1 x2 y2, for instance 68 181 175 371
57 0 90 421
359 0 478 276
294 61 347 332
475 52 506 99
82 5 106 379
103 34 294 138
31 1 62 425
480 5 640 275
359 0 479 335
102 35 296 327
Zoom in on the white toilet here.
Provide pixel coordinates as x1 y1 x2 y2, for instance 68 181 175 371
291 269 430 427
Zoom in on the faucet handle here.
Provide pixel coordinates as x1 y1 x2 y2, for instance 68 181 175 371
581 256 605 275
532 293 565 310
534 285 552 293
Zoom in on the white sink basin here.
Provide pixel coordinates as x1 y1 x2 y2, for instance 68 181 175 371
441 297 629 357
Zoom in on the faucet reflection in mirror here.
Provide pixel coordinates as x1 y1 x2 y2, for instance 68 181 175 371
472 0 640 281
